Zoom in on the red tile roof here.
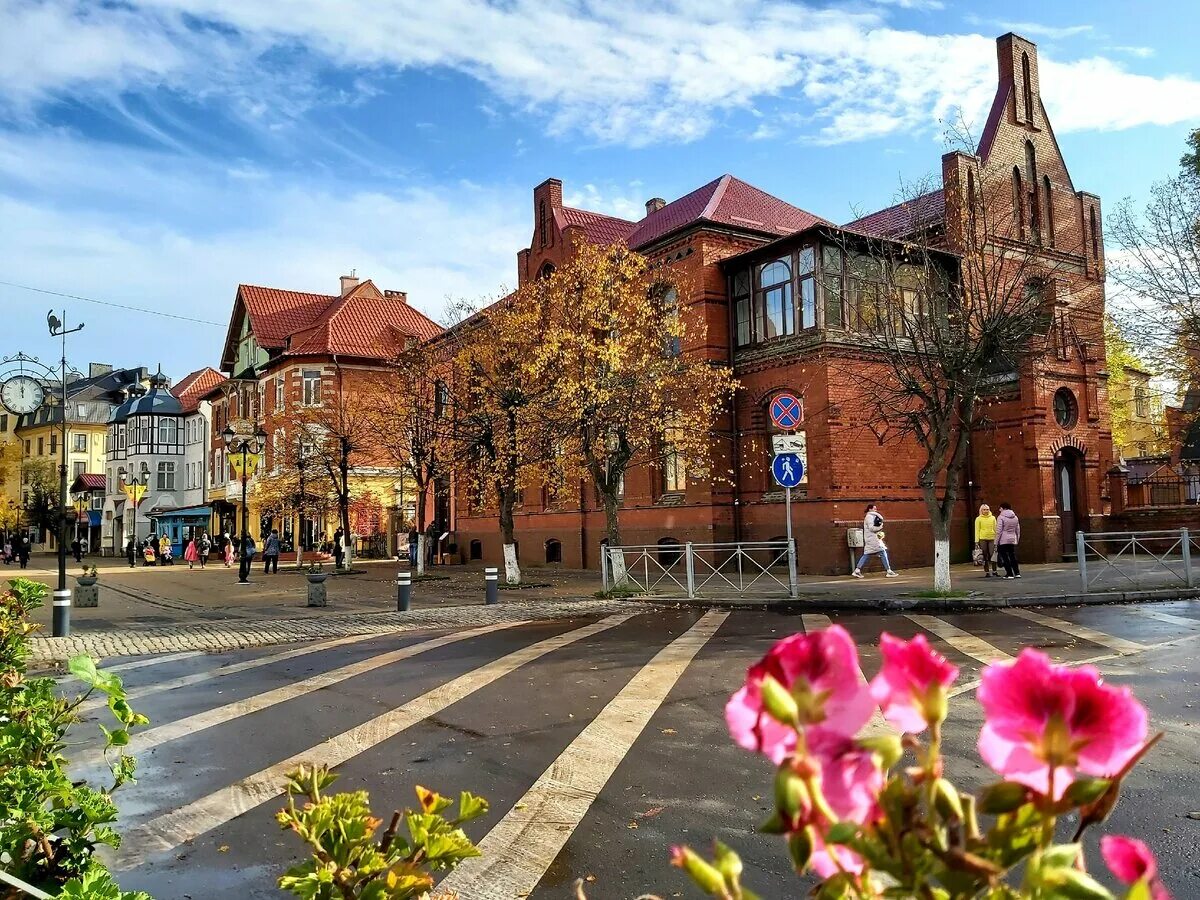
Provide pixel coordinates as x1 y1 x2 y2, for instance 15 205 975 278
844 189 946 239
171 367 225 413
74 473 105 491
238 285 337 349
559 207 635 246
626 175 828 249
284 282 443 358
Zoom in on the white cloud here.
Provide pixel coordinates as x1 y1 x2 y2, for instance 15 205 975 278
963 17 1094 40
0 1 1196 149
1108 46 1155 59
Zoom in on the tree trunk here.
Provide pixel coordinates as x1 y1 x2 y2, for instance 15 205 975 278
498 489 520 585
338 444 351 571
925 496 953 593
601 491 627 586
414 474 427 576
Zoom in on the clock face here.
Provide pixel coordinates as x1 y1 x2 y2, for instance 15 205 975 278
1 375 46 415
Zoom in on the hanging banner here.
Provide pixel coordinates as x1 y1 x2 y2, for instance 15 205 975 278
121 482 147 506
228 451 261 481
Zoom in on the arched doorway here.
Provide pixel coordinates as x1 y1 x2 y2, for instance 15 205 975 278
1054 448 1083 552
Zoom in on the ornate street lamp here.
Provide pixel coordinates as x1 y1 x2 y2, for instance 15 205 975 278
121 467 149 564
223 423 267 584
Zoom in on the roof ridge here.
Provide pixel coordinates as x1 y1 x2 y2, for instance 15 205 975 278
699 174 731 221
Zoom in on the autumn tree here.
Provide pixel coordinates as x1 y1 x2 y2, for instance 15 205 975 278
21 457 58 541
361 345 455 575
0 440 21 530
838 124 1080 591
527 242 736 579
253 433 333 568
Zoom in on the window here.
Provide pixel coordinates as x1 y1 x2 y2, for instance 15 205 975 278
1043 176 1055 247
0 414 7 431
37 437 43 456
74 432 90 452
822 245 844 328
117 426 125 451
1059 465 1071 513
1134 386 1148 418
73 461 85 479
1053 388 1078 430
539 199 549 249
731 271 751 347
49 434 57 455
661 435 686 493
537 262 556 281
157 461 176 491
755 258 794 340
1089 207 1099 263
966 169 977 237
1025 141 1040 242
24 439 30 456
847 253 886 332
469 539 482 560
158 418 177 446
798 246 816 330
1021 52 1034 123
545 539 562 564
1012 167 1024 239
302 370 321 407
276 375 285 412
661 288 682 356
434 380 450 418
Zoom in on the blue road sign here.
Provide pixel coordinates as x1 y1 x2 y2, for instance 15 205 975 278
770 393 803 430
772 453 805 488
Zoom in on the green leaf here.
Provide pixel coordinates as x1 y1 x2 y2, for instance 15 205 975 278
980 781 1029 814
826 822 858 845
1064 777 1111 806
858 733 903 770
1042 843 1083 869
1042 866 1116 900
68 654 101 687
788 826 815 872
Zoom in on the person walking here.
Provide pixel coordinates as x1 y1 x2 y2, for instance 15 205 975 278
17 536 30 570
425 520 440 567
126 536 136 568
198 532 211 568
184 536 199 569
408 526 419 567
223 532 234 567
3 538 12 565
974 504 999 577
852 503 899 578
333 527 345 570
71 537 82 563
263 529 280 574
996 503 1021 578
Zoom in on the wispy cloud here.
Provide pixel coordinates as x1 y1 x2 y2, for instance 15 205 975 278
1 1 1195 149
963 17 1094 40
1107 45 1155 59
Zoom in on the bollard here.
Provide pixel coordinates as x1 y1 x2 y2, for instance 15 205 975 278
52 589 71 638
396 571 412 612
485 566 499 605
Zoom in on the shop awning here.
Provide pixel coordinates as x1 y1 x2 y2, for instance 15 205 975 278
150 505 211 519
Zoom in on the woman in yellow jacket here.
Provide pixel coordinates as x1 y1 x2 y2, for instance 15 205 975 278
974 504 999 577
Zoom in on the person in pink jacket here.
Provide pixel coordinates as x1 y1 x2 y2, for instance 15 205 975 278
995 502 1021 579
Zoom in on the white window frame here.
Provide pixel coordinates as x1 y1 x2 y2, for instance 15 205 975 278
157 461 176 491
302 370 322 407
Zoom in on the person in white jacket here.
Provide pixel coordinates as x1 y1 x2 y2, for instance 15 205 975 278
852 503 899 578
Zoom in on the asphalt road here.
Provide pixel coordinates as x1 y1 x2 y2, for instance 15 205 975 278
66 600 1200 899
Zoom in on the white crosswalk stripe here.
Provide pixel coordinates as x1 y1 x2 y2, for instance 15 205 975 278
73 622 522 779
906 614 1012 664
438 611 727 899
1002 608 1146 654
112 613 634 871
1122 607 1200 629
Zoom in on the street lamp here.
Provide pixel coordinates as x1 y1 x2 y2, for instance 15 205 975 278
223 423 267 584
121 467 149 566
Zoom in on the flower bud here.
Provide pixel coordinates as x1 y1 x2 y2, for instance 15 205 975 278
760 674 800 726
670 845 728 895
933 778 964 822
774 767 813 820
787 825 816 872
923 685 949 728
858 733 903 770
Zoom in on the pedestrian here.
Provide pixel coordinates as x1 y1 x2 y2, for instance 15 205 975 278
996 502 1021 579
852 503 899 578
184 536 199 569
974 503 999 577
263 529 280 574
198 532 211 568
408 526 419 567
17 536 30 570
71 537 82 563
80 536 89 557
223 533 233 567
142 541 156 566
160 540 174 565
3 538 11 565
426 520 439 567
126 537 136 568
333 527 345 570
245 534 257 567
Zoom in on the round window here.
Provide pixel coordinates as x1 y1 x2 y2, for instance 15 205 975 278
1053 388 1078 429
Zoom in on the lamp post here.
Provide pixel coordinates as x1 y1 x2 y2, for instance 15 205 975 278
47 312 84 637
121 468 148 565
223 423 266 584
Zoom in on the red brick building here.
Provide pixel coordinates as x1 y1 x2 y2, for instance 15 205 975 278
451 33 1115 572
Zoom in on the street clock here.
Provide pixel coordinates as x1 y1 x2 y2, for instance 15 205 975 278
1 374 45 415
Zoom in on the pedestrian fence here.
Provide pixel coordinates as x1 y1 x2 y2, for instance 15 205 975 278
1075 528 1197 593
601 541 797 599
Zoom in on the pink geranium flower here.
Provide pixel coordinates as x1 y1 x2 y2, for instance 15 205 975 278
977 649 1148 799
726 627 874 763
1101 836 1171 900
808 730 884 825
869 633 959 733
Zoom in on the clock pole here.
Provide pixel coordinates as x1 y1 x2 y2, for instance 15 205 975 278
48 310 85 638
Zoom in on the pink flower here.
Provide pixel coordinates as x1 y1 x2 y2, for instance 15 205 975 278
1101 836 1171 900
809 730 884 825
977 649 1148 799
726 627 874 763
810 835 864 879
869 633 959 733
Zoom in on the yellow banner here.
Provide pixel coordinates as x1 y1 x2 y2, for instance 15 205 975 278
121 482 147 506
229 450 261 480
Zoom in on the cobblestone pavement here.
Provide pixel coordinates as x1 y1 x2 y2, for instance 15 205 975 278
29 598 632 665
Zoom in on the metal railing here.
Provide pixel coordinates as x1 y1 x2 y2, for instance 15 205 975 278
601 541 797 599
1076 528 1197 593
1126 474 1200 509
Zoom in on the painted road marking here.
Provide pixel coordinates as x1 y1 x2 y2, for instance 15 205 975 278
798 614 889 736
800 613 832 632
103 651 206 674
1123 607 1200 629
112 613 636 870
78 630 400 716
906 615 1012 664
438 612 727 899
1002 608 1146 655
73 622 521 778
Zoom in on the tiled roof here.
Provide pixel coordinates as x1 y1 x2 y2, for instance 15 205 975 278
74 473 106 491
171 367 225 414
559 207 635 246
626 175 828 249
238 285 337 349
844 189 946 239
285 282 443 358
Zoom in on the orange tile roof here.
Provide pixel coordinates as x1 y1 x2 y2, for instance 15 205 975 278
170 366 226 413
559 206 636 246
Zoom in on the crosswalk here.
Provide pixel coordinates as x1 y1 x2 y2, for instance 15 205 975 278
80 601 1200 898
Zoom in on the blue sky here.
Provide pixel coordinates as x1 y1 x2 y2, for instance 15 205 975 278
1 0 1198 381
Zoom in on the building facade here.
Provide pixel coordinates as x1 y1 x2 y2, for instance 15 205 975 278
451 33 1116 573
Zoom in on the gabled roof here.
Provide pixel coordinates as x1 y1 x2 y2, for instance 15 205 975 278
171 367 225 414
844 189 946 239
238 285 337 349
626 175 828 249
559 207 635 246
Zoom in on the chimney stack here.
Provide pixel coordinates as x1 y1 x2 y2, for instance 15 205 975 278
89 363 113 378
645 197 666 217
340 270 359 296
384 290 408 304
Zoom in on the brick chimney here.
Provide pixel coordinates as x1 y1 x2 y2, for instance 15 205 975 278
89 362 113 378
340 271 359 296
645 197 666 217
384 290 408 304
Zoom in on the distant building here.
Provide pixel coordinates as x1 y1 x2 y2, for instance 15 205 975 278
1110 364 1167 461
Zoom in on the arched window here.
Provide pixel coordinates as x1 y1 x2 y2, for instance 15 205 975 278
537 261 555 281
1012 167 1025 239
1043 176 1055 247
755 258 794 340
545 538 562 564
1025 141 1040 242
1021 52 1034 123
966 169 977 237
1089 207 1099 262
657 537 682 567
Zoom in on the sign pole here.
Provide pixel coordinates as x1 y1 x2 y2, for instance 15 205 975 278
785 485 797 599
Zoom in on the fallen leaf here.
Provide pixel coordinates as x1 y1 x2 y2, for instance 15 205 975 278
217 845 230 853
627 821 639 829
661 728 677 735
